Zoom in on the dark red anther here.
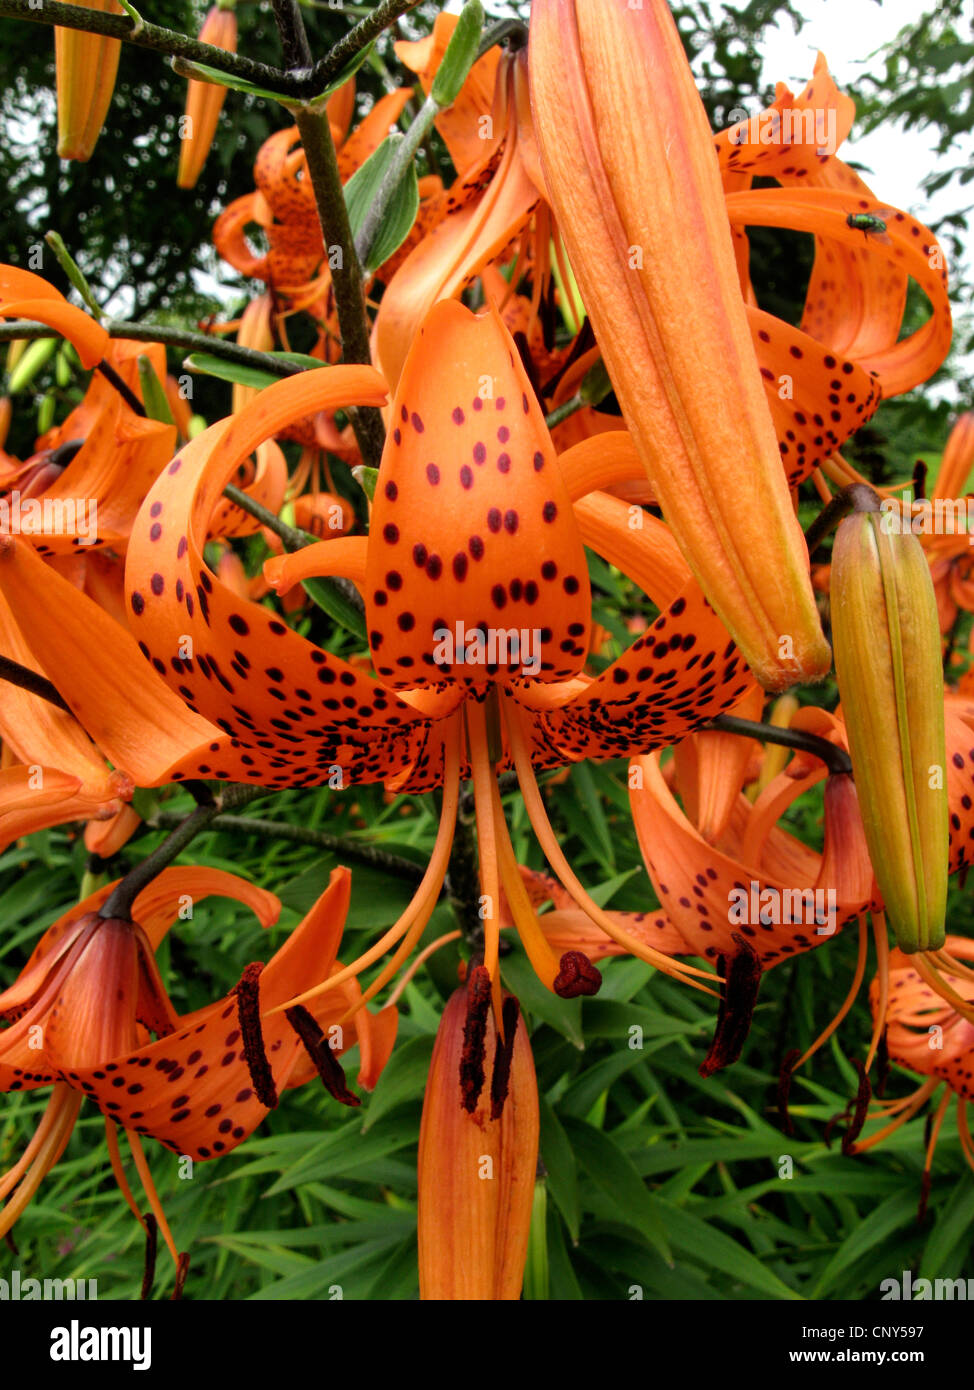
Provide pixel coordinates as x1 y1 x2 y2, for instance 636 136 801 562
285 1005 360 1107
172 1252 191 1301
824 1097 852 1149
777 1047 802 1137
490 997 521 1121
459 965 492 1113
876 1028 890 1099
840 1059 872 1155
553 950 602 998
140 1212 157 1301
917 1171 932 1224
233 962 279 1110
699 933 762 1078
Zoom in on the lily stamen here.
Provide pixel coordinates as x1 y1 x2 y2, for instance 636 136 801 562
234 961 279 1110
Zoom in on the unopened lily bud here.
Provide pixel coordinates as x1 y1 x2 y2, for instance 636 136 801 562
831 508 948 952
816 773 875 912
529 0 831 691
55 1 123 162
177 2 238 190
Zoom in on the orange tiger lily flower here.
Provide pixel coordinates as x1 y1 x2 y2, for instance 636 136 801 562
3 346 177 555
631 710 879 1072
214 84 414 324
111 303 761 1018
0 266 109 368
908 413 974 635
630 693 974 1075
852 937 974 1208
0 864 397 1287
418 967 538 1300
631 722 874 972
54 0 123 161
529 0 830 692
177 1 238 191
711 56 951 493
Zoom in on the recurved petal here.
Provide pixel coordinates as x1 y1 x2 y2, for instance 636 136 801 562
124 373 438 788
366 299 591 689
630 752 854 968
725 189 952 397
0 534 230 786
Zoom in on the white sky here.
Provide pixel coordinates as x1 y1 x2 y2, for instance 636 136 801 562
449 0 972 395
746 0 971 232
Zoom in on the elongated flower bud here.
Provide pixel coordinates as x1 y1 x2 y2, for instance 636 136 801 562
529 0 830 691
418 970 539 1300
55 0 123 162
177 2 238 190
831 509 948 952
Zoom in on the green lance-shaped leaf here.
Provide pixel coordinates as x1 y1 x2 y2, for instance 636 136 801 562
430 0 485 107
344 134 420 273
831 509 948 952
351 464 379 502
182 350 324 391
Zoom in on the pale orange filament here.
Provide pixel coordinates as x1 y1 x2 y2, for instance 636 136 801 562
503 694 720 996
852 1077 939 1153
492 778 562 991
929 948 974 987
465 697 503 1023
0 1084 83 1237
792 914 869 1071
810 468 833 505
266 719 462 1017
126 1130 179 1267
104 1118 150 1234
914 952 974 1025
865 912 890 1072
385 931 462 1009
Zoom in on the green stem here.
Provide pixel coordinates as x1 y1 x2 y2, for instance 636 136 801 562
306 0 423 92
702 714 853 778
271 0 313 69
0 0 296 92
545 394 586 431
477 17 526 58
804 483 880 559
100 784 263 920
292 106 386 468
148 810 425 882
0 319 304 380
222 483 366 639
96 359 147 417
